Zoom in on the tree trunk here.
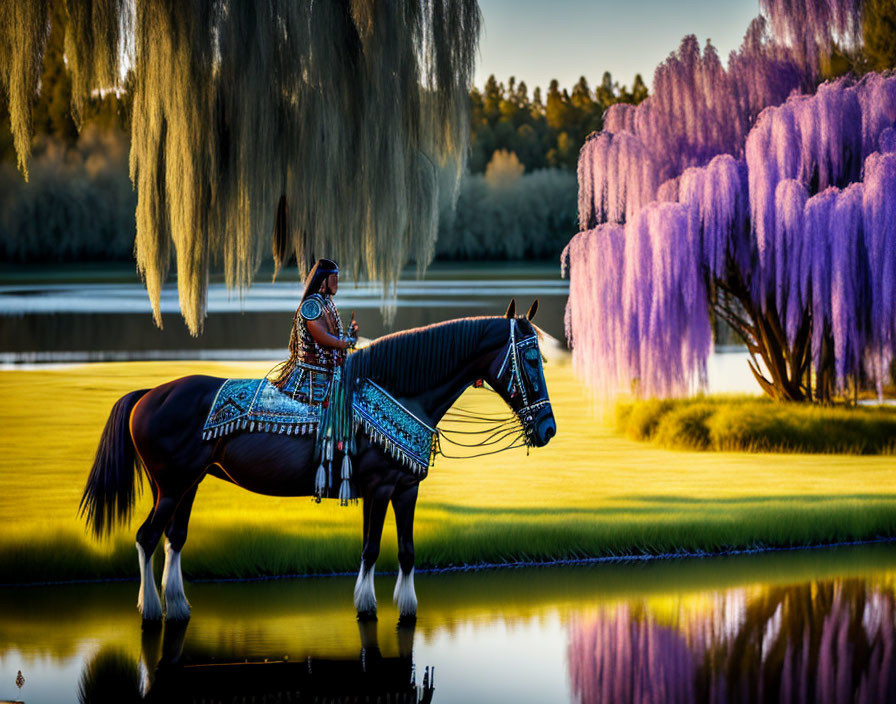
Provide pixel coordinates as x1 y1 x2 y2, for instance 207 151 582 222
708 267 834 403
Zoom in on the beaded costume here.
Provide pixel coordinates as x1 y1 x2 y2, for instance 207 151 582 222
272 260 353 406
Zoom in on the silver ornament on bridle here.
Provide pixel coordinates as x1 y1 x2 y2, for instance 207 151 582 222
496 319 551 442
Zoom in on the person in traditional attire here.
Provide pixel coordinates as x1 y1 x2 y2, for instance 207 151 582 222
272 259 358 405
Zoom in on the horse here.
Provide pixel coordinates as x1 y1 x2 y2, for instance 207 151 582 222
80 300 556 622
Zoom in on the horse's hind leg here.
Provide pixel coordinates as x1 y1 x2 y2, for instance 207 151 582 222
136 495 179 622
391 484 419 619
161 484 198 621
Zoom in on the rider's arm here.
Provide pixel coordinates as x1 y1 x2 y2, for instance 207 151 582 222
306 317 354 350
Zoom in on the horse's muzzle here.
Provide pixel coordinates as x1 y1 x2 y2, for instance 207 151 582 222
531 407 556 447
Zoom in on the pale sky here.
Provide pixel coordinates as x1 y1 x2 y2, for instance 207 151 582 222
474 0 763 93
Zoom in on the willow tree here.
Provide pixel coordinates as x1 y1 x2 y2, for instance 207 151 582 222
564 0 896 402
0 0 481 334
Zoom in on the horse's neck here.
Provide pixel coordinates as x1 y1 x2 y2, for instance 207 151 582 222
401 329 504 425
416 360 486 423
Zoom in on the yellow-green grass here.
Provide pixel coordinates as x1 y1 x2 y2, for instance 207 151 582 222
1 358 895 584
616 396 896 453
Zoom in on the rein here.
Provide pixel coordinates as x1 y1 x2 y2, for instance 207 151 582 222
434 319 544 461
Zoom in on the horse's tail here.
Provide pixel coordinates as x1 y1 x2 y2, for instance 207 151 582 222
80 389 150 539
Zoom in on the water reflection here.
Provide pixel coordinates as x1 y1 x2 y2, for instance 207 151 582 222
568 579 896 704
2 547 894 703
77 619 432 704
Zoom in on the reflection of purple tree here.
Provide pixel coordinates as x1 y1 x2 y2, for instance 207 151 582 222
568 604 696 704
568 581 895 703
696 580 896 702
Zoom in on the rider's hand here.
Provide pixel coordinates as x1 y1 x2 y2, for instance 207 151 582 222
350 321 359 336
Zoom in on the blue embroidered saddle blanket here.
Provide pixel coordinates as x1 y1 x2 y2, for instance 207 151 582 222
352 381 435 473
201 379 319 440
201 378 435 476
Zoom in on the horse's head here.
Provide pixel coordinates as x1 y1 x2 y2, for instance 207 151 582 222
483 299 556 447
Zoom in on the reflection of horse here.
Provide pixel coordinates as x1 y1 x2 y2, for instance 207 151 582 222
81 302 555 622
79 617 432 703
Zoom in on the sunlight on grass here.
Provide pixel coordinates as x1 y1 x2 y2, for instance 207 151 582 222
616 395 896 453
1 358 895 582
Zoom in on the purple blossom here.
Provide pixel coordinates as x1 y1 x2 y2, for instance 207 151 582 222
773 179 808 343
805 187 837 369
830 183 865 387
863 152 896 392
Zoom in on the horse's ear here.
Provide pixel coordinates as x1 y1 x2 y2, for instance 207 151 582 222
526 299 539 321
504 298 516 319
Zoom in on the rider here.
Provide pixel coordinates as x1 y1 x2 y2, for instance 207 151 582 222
273 258 359 404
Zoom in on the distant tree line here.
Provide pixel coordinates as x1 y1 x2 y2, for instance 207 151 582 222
437 71 648 261
436 150 577 260
0 0 133 264
469 72 648 173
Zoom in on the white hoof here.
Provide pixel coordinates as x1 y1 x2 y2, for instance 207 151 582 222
137 543 163 621
353 562 377 615
161 542 191 621
393 567 417 617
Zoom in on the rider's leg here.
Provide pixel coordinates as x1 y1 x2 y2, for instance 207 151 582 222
354 481 393 618
161 484 199 621
391 483 419 618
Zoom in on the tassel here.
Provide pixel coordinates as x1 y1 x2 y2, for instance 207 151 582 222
339 455 357 506
338 479 352 505
314 462 327 499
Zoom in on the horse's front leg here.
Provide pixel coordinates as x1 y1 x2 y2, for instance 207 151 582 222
391 483 419 619
354 481 393 619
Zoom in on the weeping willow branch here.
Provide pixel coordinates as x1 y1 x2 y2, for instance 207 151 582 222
1 0 481 334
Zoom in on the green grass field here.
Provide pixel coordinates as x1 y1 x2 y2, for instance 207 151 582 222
1 357 895 584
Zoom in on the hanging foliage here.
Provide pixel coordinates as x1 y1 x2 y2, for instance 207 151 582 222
564 0 896 402
0 0 481 333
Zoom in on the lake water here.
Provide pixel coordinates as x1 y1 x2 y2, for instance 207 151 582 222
0 263 760 393
1 543 893 703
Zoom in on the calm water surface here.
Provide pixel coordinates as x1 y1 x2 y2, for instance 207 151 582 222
0 263 757 391
0 263 571 361
1 544 894 703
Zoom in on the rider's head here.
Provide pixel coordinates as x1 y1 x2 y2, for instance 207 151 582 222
321 272 338 295
302 259 339 300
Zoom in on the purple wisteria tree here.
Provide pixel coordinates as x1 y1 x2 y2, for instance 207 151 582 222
563 0 896 402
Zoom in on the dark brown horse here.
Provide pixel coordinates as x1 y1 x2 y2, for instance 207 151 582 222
81 301 555 622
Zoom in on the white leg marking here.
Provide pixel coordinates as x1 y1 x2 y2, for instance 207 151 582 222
136 542 163 621
162 541 191 621
353 561 377 614
393 567 417 617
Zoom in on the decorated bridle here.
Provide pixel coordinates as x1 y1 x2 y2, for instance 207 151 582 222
495 318 551 432
438 314 551 459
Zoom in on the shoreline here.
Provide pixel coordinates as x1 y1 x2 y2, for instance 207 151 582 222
3 536 894 589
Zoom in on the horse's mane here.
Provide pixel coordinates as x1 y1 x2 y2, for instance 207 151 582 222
344 316 509 398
